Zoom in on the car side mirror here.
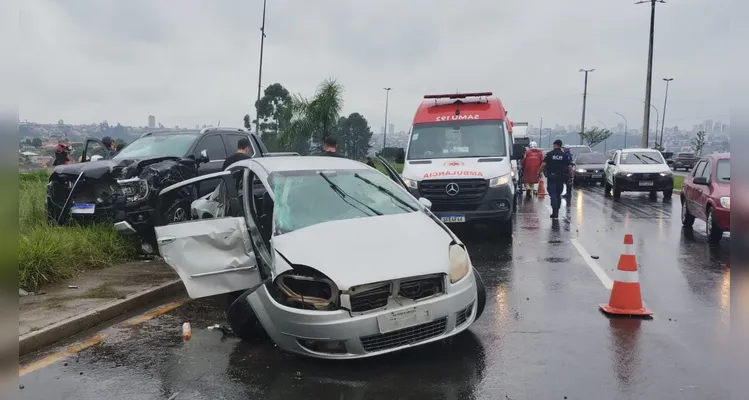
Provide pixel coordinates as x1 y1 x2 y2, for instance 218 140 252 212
607 160 615 165
418 197 432 210
693 176 708 185
90 155 104 162
198 149 210 164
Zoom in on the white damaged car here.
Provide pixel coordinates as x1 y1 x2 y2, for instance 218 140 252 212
155 156 487 359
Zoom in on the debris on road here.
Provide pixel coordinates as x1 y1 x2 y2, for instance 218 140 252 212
591 255 600 259
182 322 192 340
67 285 79 289
19 289 29 296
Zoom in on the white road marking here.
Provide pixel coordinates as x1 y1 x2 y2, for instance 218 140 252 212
570 238 614 290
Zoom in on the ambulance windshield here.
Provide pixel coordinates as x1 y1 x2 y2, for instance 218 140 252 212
407 120 507 160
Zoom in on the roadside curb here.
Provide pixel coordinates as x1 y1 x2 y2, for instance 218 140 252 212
19 279 185 357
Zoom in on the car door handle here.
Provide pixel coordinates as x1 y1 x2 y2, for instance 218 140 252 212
157 237 176 245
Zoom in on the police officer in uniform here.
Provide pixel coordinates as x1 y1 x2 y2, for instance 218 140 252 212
538 139 572 219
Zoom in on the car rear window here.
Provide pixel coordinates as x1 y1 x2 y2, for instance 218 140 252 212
575 153 607 164
678 153 695 158
716 159 730 183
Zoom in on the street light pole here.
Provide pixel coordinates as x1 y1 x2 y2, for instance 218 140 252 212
254 0 268 136
637 0 665 148
614 112 628 149
579 68 595 145
660 78 673 150
382 88 392 152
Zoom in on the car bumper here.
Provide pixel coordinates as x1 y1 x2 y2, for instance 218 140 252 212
248 270 478 359
409 183 514 223
574 172 605 181
615 174 674 191
713 206 731 231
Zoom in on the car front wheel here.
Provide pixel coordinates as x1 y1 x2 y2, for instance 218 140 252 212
663 188 673 199
706 207 724 243
226 291 267 340
473 268 486 321
613 179 622 198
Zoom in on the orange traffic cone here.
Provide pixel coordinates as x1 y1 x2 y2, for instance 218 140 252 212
537 179 546 197
599 234 653 317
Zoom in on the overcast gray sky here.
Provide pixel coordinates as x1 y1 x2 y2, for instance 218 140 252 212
20 0 730 132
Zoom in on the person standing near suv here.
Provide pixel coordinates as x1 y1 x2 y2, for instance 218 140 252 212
538 140 572 219
222 137 252 170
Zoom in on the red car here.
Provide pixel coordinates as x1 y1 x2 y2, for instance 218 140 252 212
680 153 730 242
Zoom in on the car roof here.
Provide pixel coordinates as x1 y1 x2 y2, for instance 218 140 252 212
706 152 730 160
413 93 507 125
234 156 369 173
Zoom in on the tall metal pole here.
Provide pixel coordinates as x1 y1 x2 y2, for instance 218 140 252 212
660 77 673 150
646 102 659 147
615 112 628 149
382 87 391 152
254 0 268 136
539 117 543 145
579 68 595 145
637 0 665 148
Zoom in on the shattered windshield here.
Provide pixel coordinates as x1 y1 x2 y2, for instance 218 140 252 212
113 134 197 160
269 169 419 235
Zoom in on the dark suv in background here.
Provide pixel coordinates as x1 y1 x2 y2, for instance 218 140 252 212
672 152 695 171
46 127 270 253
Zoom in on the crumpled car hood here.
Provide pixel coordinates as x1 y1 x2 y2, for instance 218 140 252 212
271 211 455 290
51 156 184 180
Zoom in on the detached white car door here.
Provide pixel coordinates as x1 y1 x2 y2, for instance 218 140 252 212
155 170 262 299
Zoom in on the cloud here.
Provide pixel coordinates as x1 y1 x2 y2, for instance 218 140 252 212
20 0 732 132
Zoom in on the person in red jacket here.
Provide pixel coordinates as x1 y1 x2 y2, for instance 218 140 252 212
521 141 544 195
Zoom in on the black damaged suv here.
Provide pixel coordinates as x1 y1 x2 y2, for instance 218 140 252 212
46 127 271 253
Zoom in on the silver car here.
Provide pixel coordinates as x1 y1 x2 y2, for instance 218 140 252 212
155 156 487 359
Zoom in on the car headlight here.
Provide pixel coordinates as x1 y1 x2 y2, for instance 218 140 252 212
576 168 587 173
117 178 150 202
720 197 730 209
489 173 512 187
449 244 470 283
274 271 340 311
660 171 673 177
617 172 633 177
402 177 419 189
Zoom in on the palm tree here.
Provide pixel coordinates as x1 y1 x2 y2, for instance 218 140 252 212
278 78 344 153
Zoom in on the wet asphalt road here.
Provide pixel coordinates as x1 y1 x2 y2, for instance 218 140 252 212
19 184 730 400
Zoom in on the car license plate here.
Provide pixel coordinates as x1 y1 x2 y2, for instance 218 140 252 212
639 181 654 187
71 203 95 214
440 215 465 223
592 174 602 179
376 307 430 334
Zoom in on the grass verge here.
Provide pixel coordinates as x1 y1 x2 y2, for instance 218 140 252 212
674 175 685 191
19 171 135 291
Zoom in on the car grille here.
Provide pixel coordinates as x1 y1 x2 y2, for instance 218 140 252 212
631 173 658 180
455 302 474 327
349 275 446 312
360 317 448 352
398 276 444 300
419 179 488 202
349 283 391 312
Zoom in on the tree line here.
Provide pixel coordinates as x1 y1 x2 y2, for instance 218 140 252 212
244 79 374 158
